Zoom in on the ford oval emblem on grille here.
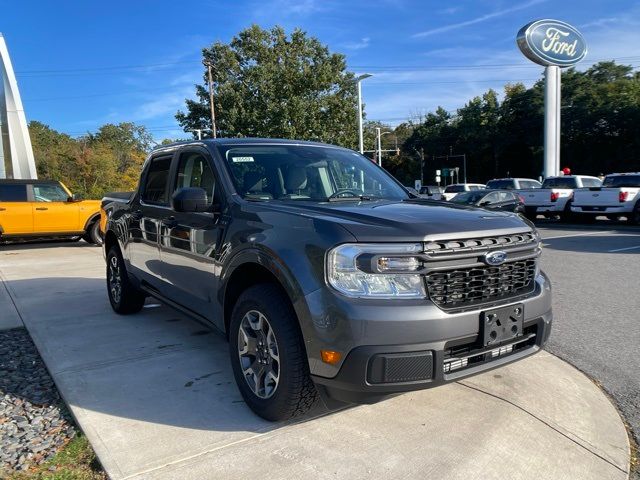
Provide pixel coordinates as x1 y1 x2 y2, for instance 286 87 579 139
484 251 507 266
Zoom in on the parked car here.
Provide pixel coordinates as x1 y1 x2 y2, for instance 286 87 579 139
519 175 602 221
102 139 551 421
449 189 525 213
0 179 102 244
419 185 444 200
442 183 486 201
571 173 640 223
486 178 542 190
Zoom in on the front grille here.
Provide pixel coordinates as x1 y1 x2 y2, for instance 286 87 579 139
425 259 537 309
424 232 537 257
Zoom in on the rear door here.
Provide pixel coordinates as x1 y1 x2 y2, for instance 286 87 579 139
128 154 174 290
32 182 79 233
158 147 225 321
0 184 32 235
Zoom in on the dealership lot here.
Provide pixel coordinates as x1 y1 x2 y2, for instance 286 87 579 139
0 223 636 480
537 222 640 460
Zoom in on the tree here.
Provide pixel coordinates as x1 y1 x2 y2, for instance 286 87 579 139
176 25 359 147
29 121 151 199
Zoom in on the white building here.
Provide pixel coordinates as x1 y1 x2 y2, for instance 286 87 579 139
0 33 37 179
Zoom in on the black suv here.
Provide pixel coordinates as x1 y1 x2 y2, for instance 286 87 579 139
102 139 552 421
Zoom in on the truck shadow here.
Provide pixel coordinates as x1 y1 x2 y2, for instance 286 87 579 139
0 276 336 436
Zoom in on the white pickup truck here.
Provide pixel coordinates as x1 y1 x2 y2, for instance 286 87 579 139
442 183 486 201
518 175 602 220
571 173 640 223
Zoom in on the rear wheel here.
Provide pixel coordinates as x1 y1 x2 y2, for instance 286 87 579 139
630 203 640 225
559 201 575 223
229 284 318 421
106 246 145 314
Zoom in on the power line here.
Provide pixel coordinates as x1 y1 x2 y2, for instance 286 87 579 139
14 55 640 77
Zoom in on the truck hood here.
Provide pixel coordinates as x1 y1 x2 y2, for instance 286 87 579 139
263 199 534 242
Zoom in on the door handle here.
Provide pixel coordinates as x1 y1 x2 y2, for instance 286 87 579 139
35 207 48 211
162 217 177 228
0 207 5 211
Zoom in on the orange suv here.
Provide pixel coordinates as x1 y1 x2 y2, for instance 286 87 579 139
0 179 102 244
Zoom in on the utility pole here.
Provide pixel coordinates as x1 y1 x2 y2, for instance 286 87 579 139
375 127 382 167
205 62 217 138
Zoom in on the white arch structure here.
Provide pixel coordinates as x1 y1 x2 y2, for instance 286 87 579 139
0 33 37 179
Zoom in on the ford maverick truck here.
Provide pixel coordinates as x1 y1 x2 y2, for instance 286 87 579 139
0 179 102 244
101 139 552 421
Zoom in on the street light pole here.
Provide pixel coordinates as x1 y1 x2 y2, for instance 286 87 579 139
355 73 372 154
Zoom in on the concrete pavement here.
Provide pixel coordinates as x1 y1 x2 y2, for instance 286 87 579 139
0 241 631 480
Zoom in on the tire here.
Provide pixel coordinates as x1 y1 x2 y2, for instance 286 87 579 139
229 284 318 421
83 220 103 246
106 246 146 314
630 202 640 225
560 202 575 223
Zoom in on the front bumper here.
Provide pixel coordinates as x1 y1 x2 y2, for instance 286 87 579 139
302 273 552 404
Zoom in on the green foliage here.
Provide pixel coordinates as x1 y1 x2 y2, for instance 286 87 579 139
176 25 359 148
30 122 149 199
405 61 640 183
3 434 106 480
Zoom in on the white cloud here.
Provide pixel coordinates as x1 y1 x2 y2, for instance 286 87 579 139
412 0 547 38
344 37 371 50
438 7 461 15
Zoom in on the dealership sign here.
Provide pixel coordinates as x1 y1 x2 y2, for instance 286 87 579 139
517 19 587 67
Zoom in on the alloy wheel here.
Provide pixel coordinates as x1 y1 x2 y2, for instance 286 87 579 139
108 255 122 304
237 310 280 399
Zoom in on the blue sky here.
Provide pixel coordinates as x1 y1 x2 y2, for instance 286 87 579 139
3 0 639 141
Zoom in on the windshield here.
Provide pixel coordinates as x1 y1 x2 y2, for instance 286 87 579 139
217 144 408 201
450 191 486 204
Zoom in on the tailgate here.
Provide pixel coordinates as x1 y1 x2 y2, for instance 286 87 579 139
573 188 621 207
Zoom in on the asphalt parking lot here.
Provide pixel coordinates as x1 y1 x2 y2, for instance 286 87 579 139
0 220 637 479
536 222 640 462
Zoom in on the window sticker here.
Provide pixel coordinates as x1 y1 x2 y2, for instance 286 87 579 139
232 156 255 163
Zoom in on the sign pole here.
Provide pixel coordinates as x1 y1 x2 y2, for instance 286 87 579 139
517 19 586 181
544 65 560 178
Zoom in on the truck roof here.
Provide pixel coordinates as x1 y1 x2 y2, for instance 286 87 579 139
152 137 338 153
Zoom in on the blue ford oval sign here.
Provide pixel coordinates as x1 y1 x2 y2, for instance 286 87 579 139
517 19 587 67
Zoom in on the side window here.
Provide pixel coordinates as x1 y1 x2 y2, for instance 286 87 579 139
0 184 28 202
580 178 602 188
519 180 541 189
483 192 500 204
497 192 513 202
175 152 216 206
33 184 68 202
142 156 172 204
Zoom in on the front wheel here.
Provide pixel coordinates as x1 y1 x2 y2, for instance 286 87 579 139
106 247 145 314
83 220 103 246
229 284 318 421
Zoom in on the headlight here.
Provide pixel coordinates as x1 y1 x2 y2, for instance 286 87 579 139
326 243 426 298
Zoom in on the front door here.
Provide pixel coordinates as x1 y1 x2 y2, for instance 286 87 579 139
32 183 79 233
0 183 32 235
128 154 173 290
159 148 224 321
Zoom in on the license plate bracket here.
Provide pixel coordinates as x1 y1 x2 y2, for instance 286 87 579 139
481 304 524 347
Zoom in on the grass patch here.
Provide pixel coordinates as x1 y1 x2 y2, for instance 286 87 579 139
2 434 105 480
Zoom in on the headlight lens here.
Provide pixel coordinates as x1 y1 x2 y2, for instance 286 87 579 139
326 243 426 298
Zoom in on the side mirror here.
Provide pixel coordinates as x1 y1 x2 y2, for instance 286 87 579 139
67 194 82 202
479 200 491 207
172 187 209 213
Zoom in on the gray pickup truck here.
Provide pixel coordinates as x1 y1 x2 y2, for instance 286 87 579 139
101 138 552 421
